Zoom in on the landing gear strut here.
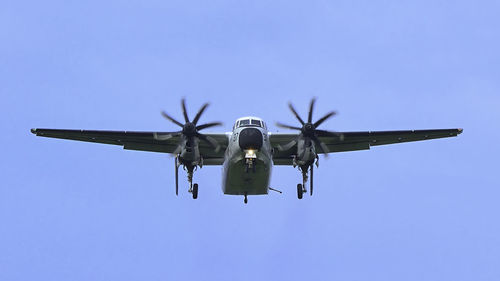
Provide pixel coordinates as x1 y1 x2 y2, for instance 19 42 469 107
175 156 180 196
297 163 316 199
244 192 248 204
186 165 199 200
245 159 256 173
297 166 308 199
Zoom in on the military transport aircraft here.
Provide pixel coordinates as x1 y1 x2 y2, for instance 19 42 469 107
31 98 462 204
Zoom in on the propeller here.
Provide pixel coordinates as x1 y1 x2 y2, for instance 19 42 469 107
276 98 343 153
156 99 223 152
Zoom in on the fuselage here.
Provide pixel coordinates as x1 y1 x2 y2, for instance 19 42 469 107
222 116 273 195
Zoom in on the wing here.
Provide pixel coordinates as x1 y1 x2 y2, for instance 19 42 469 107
270 128 463 165
31 128 229 165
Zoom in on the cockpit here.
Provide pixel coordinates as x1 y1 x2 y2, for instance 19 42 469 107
233 117 267 130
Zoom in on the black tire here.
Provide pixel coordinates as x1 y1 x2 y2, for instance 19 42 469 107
297 184 303 199
192 183 198 199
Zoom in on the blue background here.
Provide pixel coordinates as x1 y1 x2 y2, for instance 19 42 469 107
1 1 499 280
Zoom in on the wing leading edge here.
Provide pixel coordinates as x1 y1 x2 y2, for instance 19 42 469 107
30 128 229 165
271 128 463 165
32 127 462 166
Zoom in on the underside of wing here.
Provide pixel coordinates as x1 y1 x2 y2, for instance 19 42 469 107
31 128 228 163
325 129 463 152
270 128 463 165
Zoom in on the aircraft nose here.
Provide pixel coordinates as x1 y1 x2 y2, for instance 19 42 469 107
239 128 263 150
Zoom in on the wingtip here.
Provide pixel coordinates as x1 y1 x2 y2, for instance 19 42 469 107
30 128 37 134
458 128 463 134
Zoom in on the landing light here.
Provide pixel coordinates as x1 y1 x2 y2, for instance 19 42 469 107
245 149 257 159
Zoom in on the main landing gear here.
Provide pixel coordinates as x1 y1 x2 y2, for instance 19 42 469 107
297 184 304 199
296 158 319 200
186 166 200 200
244 192 248 204
192 183 198 199
175 156 200 200
296 166 310 200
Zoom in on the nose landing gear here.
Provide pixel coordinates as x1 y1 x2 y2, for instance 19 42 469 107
245 158 256 173
244 149 257 173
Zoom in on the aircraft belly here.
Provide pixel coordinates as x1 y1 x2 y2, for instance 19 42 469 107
223 155 271 195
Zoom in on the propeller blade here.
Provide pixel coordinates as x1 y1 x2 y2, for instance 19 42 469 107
313 111 337 128
277 138 297 151
175 156 179 196
310 164 314 196
197 133 221 152
288 103 305 125
308 98 316 123
181 98 190 123
196 122 223 131
161 111 184 127
275 122 301 131
154 131 182 141
312 135 330 155
192 103 209 125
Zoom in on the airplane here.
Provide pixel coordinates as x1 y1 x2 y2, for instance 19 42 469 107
31 98 463 204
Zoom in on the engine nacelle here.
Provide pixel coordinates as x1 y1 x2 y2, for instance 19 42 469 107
294 137 317 167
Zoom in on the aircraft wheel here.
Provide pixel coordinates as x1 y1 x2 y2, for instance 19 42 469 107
297 184 303 199
192 183 198 199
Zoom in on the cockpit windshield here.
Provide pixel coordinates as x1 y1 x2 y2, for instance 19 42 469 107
251 120 261 126
239 119 250 126
234 118 265 129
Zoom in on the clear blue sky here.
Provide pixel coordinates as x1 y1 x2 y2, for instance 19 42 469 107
1 0 499 280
